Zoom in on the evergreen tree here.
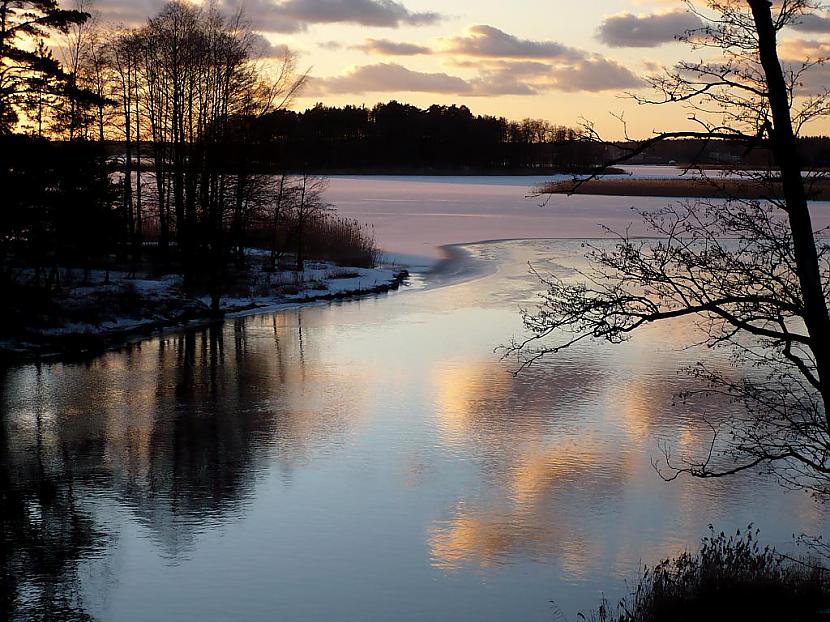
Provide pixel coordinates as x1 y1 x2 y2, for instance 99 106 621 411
0 0 89 134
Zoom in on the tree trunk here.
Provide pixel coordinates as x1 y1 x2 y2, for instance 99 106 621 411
296 178 307 272
749 0 830 418
270 176 285 271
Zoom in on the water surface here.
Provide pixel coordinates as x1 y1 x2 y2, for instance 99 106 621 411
3 173 830 621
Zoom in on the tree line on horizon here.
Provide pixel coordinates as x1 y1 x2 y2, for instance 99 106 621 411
249 103 830 171
245 101 608 171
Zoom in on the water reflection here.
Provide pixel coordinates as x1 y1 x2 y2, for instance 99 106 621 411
1 238 828 621
1 312 378 618
1 367 103 621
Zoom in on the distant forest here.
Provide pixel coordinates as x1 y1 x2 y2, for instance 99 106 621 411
234 101 610 173
196 101 830 173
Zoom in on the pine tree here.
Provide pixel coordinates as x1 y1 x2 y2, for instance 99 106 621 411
0 0 89 134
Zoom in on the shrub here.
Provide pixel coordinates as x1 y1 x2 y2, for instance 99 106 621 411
582 527 830 622
302 215 381 268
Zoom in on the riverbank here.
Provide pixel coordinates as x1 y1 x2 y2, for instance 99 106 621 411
539 176 830 199
0 258 409 363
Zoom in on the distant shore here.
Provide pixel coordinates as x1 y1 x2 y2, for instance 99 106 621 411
539 177 830 200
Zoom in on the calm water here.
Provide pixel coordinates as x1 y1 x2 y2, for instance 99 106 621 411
3 175 830 621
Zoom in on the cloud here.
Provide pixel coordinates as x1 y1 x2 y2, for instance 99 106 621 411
249 33 293 58
352 38 432 55
235 0 442 33
597 10 703 47
779 38 830 59
222 0 309 32
446 25 584 61
797 64 830 96
90 0 167 25
550 57 644 92
308 53 644 98
307 62 542 96
791 12 830 33
470 65 539 95
309 63 474 95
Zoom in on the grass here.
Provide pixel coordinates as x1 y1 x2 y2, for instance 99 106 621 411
582 527 830 622
303 216 381 268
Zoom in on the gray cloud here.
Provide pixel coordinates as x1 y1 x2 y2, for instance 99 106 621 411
791 12 830 33
471 68 545 97
308 53 644 98
90 0 167 25
453 59 550 77
307 62 541 96
446 25 584 61
222 0 308 32
92 0 441 32
352 38 432 55
452 56 643 94
783 60 830 96
249 33 294 58
243 0 442 32
309 63 474 95
597 10 703 47
551 57 644 92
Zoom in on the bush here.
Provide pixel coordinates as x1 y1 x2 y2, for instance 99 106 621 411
582 527 830 622
301 215 381 268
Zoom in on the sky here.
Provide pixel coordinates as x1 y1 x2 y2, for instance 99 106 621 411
82 0 830 138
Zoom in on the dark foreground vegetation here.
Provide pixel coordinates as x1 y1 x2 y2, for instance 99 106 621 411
0 2 403 360
582 529 830 622
0 135 409 360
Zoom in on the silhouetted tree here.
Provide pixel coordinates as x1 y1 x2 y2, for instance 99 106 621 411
0 0 91 134
512 0 830 496
251 102 597 172
291 174 329 272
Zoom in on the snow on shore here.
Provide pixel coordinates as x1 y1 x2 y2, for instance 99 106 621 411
2 258 409 360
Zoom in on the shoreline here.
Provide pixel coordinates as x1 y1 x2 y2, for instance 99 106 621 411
0 265 409 365
0 238 526 366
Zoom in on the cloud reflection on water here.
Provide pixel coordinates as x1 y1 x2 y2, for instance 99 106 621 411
0 238 827 620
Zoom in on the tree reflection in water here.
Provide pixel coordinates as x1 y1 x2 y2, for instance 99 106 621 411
1 365 101 621
0 312 342 618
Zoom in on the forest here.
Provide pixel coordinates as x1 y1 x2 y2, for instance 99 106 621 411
0 0 387 353
233 103 830 172
243 102 609 172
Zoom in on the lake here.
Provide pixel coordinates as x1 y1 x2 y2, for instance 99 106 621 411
2 172 829 621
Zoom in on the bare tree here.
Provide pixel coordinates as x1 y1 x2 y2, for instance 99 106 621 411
109 28 140 250
268 174 293 271
511 0 830 496
291 174 330 272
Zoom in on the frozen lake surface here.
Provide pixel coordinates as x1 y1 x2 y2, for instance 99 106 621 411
325 166 830 269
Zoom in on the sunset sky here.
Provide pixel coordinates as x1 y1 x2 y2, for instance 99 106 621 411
83 0 830 137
